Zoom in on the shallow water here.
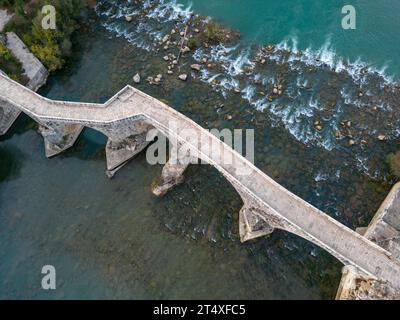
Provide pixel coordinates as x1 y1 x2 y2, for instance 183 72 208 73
1 0 399 299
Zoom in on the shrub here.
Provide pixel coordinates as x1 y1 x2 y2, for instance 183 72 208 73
187 37 198 49
3 0 91 72
204 21 225 42
0 42 13 60
0 0 16 8
0 42 27 83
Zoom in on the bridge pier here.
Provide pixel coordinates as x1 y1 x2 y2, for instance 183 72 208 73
89 120 155 178
222 179 278 243
239 204 275 242
336 182 400 299
105 131 156 178
152 144 195 197
0 102 21 135
38 122 83 158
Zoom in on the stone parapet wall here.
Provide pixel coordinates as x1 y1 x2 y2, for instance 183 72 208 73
0 31 48 134
336 183 400 300
4 32 48 91
0 9 13 32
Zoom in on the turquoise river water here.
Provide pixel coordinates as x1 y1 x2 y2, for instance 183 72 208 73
1 0 400 299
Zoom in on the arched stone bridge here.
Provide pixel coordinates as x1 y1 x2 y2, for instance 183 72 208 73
1 73 400 291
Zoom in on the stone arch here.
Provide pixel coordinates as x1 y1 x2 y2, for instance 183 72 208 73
88 118 157 177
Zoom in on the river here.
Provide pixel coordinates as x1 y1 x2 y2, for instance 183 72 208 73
1 0 399 299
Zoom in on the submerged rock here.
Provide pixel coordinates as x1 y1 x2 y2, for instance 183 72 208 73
133 73 141 84
154 74 163 83
181 46 190 54
314 120 322 131
162 35 170 43
191 64 201 71
265 44 274 52
178 74 188 81
378 135 386 141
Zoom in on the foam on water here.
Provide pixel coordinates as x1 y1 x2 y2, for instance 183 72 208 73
94 0 400 178
147 0 193 23
241 85 256 102
96 0 194 51
275 37 395 86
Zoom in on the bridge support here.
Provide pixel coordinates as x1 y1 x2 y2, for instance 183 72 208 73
0 102 21 135
38 122 83 158
106 131 156 178
152 145 194 197
335 266 374 300
336 182 400 299
239 204 275 242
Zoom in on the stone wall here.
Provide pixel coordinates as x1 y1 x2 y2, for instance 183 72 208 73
336 183 400 300
0 9 13 32
0 31 48 134
4 32 48 91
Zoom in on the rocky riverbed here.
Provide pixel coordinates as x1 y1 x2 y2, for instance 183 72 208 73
1 0 400 299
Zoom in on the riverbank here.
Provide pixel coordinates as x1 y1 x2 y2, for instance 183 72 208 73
0 1 95 80
0 1 97 132
0 30 48 134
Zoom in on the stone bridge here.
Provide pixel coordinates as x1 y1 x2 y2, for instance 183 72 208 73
1 73 400 292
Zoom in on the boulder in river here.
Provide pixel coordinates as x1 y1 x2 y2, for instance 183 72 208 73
154 74 163 83
191 64 201 71
133 73 141 84
181 46 190 54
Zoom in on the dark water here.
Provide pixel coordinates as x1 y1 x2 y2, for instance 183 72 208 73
1 0 399 299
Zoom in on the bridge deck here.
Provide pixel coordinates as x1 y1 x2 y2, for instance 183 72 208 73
1 74 400 289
